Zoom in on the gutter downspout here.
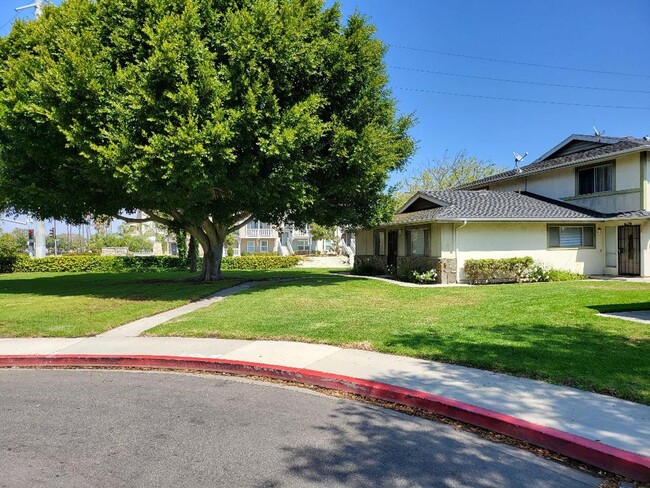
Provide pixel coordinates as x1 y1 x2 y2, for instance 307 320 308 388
455 220 468 282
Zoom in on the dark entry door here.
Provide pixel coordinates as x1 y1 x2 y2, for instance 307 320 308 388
618 225 641 276
387 231 398 270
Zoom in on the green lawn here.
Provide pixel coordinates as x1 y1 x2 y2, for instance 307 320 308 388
148 275 650 404
0 268 339 337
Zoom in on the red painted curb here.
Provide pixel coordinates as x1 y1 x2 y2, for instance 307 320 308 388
1 354 648 482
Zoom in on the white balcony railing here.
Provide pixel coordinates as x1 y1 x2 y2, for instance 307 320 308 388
246 228 273 238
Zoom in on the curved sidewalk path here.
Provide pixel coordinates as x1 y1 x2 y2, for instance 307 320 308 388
0 280 648 480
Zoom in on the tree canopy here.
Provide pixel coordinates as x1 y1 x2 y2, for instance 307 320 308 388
395 150 505 207
0 0 413 280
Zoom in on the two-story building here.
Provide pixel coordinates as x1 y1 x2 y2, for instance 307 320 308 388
231 221 355 258
355 134 650 283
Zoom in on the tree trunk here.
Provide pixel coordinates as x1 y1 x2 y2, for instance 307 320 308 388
198 236 225 282
188 235 197 273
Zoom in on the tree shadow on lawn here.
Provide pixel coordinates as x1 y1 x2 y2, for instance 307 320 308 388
257 401 594 488
383 323 650 405
0 272 350 301
587 302 650 313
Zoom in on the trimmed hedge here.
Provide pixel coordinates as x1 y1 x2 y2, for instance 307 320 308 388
10 255 182 273
0 255 19 274
221 255 303 270
464 257 534 284
0 254 304 274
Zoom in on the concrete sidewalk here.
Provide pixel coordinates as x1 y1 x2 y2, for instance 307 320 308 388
1 335 648 460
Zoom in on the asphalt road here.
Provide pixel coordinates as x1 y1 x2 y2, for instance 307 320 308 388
0 369 600 488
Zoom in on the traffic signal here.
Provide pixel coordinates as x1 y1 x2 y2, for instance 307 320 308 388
49 228 56 238
28 229 34 241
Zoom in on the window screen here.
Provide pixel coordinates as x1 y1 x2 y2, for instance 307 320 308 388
548 226 595 248
577 163 613 195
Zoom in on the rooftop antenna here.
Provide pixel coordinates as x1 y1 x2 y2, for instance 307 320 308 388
593 126 605 141
512 151 527 174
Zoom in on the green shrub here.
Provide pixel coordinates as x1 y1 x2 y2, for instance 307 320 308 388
547 269 587 282
464 257 534 284
353 261 385 276
221 255 303 270
409 268 438 284
1 254 302 274
5 255 182 273
0 255 19 273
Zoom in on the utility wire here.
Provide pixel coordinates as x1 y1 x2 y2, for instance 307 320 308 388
388 44 650 79
391 66 650 95
394 86 650 110
0 12 19 34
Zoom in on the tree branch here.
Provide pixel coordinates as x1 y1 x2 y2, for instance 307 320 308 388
227 213 254 234
141 210 176 227
115 215 151 224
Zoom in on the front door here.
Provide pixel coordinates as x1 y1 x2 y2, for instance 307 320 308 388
387 231 398 271
618 225 641 276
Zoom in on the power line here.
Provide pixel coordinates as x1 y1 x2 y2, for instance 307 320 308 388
393 86 650 110
388 44 650 79
0 12 19 34
391 66 650 95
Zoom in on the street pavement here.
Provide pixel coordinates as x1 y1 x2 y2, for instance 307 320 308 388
0 369 601 488
1 335 648 459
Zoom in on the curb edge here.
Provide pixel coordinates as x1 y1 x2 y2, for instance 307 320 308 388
1 354 648 482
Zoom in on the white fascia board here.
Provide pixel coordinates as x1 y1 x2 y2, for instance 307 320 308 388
396 192 449 214
530 134 621 164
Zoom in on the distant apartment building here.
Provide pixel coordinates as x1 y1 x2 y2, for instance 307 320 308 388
229 221 355 259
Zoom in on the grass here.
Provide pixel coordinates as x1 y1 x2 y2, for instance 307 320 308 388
148 275 650 404
0 268 339 337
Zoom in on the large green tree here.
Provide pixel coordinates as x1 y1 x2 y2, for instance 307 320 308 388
395 150 505 207
0 0 413 281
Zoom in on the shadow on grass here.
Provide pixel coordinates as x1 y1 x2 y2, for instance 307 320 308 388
0 270 349 301
383 323 650 405
587 302 650 313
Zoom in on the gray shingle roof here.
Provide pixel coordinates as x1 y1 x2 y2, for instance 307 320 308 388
457 137 650 190
386 190 604 226
608 209 650 219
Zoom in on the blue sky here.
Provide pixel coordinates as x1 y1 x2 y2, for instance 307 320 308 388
1 0 649 229
331 0 650 177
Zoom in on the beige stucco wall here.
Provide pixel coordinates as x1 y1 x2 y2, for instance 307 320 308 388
615 153 641 190
489 153 644 213
355 229 374 255
642 221 650 277
643 152 649 211
526 167 575 199
455 222 604 281
488 179 524 192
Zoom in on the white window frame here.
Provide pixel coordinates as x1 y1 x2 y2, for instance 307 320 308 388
246 241 256 253
260 240 269 252
296 240 309 251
